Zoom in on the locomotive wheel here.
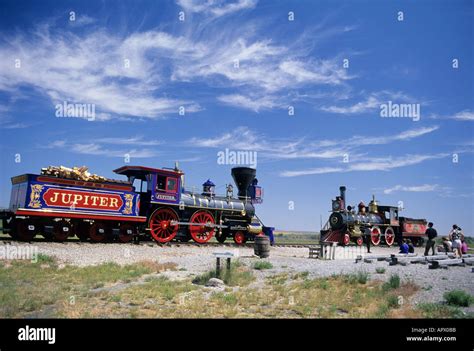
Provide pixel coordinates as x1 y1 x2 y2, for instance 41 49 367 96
89 222 109 243
177 233 191 242
233 231 247 245
149 208 179 243
118 224 135 243
189 211 216 244
52 220 72 242
342 232 351 246
16 220 38 241
384 227 395 246
75 222 90 241
356 237 363 246
42 231 54 241
216 233 227 243
370 227 381 246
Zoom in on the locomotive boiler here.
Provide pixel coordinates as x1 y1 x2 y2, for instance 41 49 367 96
0 164 265 245
320 186 428 246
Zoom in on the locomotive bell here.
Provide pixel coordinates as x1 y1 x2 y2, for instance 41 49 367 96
369 195 378 213
231 167 256 199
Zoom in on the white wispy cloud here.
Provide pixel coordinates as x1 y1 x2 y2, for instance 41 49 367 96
280 167 344 177
280 153 450 177
44 137 160 158
450 110 474 121
1 122 33 129
0 25 200 120
70 143 159 158
217 94 282 112
177 0 258 17
188 125 439 162
429 109 474 121
321 91 415 114
383 184 439 194
0 112 37 129
99 136 162 146
0 16 357 118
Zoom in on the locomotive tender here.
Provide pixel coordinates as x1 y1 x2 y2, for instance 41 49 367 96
0 165 264 244
320 186 428 246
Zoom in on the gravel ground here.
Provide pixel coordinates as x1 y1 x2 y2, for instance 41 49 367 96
2 241 473 312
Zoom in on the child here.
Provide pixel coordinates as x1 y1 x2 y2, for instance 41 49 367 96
461 240 469 255
399 239 409 254
442 237 452 253
407 239 415 254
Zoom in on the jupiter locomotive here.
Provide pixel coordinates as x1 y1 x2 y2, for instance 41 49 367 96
320 186 428 246
0 165 264 244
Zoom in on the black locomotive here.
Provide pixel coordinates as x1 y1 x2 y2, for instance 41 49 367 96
321 186 428 246
0 165 264 244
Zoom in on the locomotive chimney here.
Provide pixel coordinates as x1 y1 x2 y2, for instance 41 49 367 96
339 186 346 207
231 167 256 199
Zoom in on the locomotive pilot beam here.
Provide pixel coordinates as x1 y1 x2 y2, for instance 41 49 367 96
0 164 265 245
320 186 427 247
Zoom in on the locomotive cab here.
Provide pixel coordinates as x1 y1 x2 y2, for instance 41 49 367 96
113 165 183 215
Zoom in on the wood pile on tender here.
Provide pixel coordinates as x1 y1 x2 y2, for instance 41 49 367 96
41 165 128 184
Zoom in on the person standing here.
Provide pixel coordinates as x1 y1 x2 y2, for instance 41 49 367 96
363 227 371 253
424 222 437 256
449 224 463 258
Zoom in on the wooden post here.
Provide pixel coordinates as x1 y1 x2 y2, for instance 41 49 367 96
226 257 231 271
216 257 221 277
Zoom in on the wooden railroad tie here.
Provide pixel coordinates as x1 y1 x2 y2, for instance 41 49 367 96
429 258 464 269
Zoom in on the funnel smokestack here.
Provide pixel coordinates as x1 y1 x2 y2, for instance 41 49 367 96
339 186 346 207
231 167 256 199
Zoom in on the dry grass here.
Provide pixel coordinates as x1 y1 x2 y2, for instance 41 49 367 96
0 256 177 317
1 257 468 318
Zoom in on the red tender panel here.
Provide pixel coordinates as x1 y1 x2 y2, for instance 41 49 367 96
15 209 146 222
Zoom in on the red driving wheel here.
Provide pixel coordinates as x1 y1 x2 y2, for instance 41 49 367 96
356 237 363 246
371 226 381 246
189 211 216 244
233 231 246 245
385 227 395 246
149 208 179 243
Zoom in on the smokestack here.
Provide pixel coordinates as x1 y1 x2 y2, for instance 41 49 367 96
339 186 346 207
231 167 256 199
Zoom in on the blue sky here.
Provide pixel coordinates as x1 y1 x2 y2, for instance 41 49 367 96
0 0 472 235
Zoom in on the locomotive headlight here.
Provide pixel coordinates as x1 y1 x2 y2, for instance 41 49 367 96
332 200 340 211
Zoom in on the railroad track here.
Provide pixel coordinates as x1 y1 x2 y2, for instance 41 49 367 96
0 236 314 249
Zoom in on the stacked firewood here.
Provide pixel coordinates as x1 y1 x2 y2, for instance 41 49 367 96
41 166 127 184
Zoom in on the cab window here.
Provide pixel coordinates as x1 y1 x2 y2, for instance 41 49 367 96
156 175 166 191
156 175 178 193
167 178 177 191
